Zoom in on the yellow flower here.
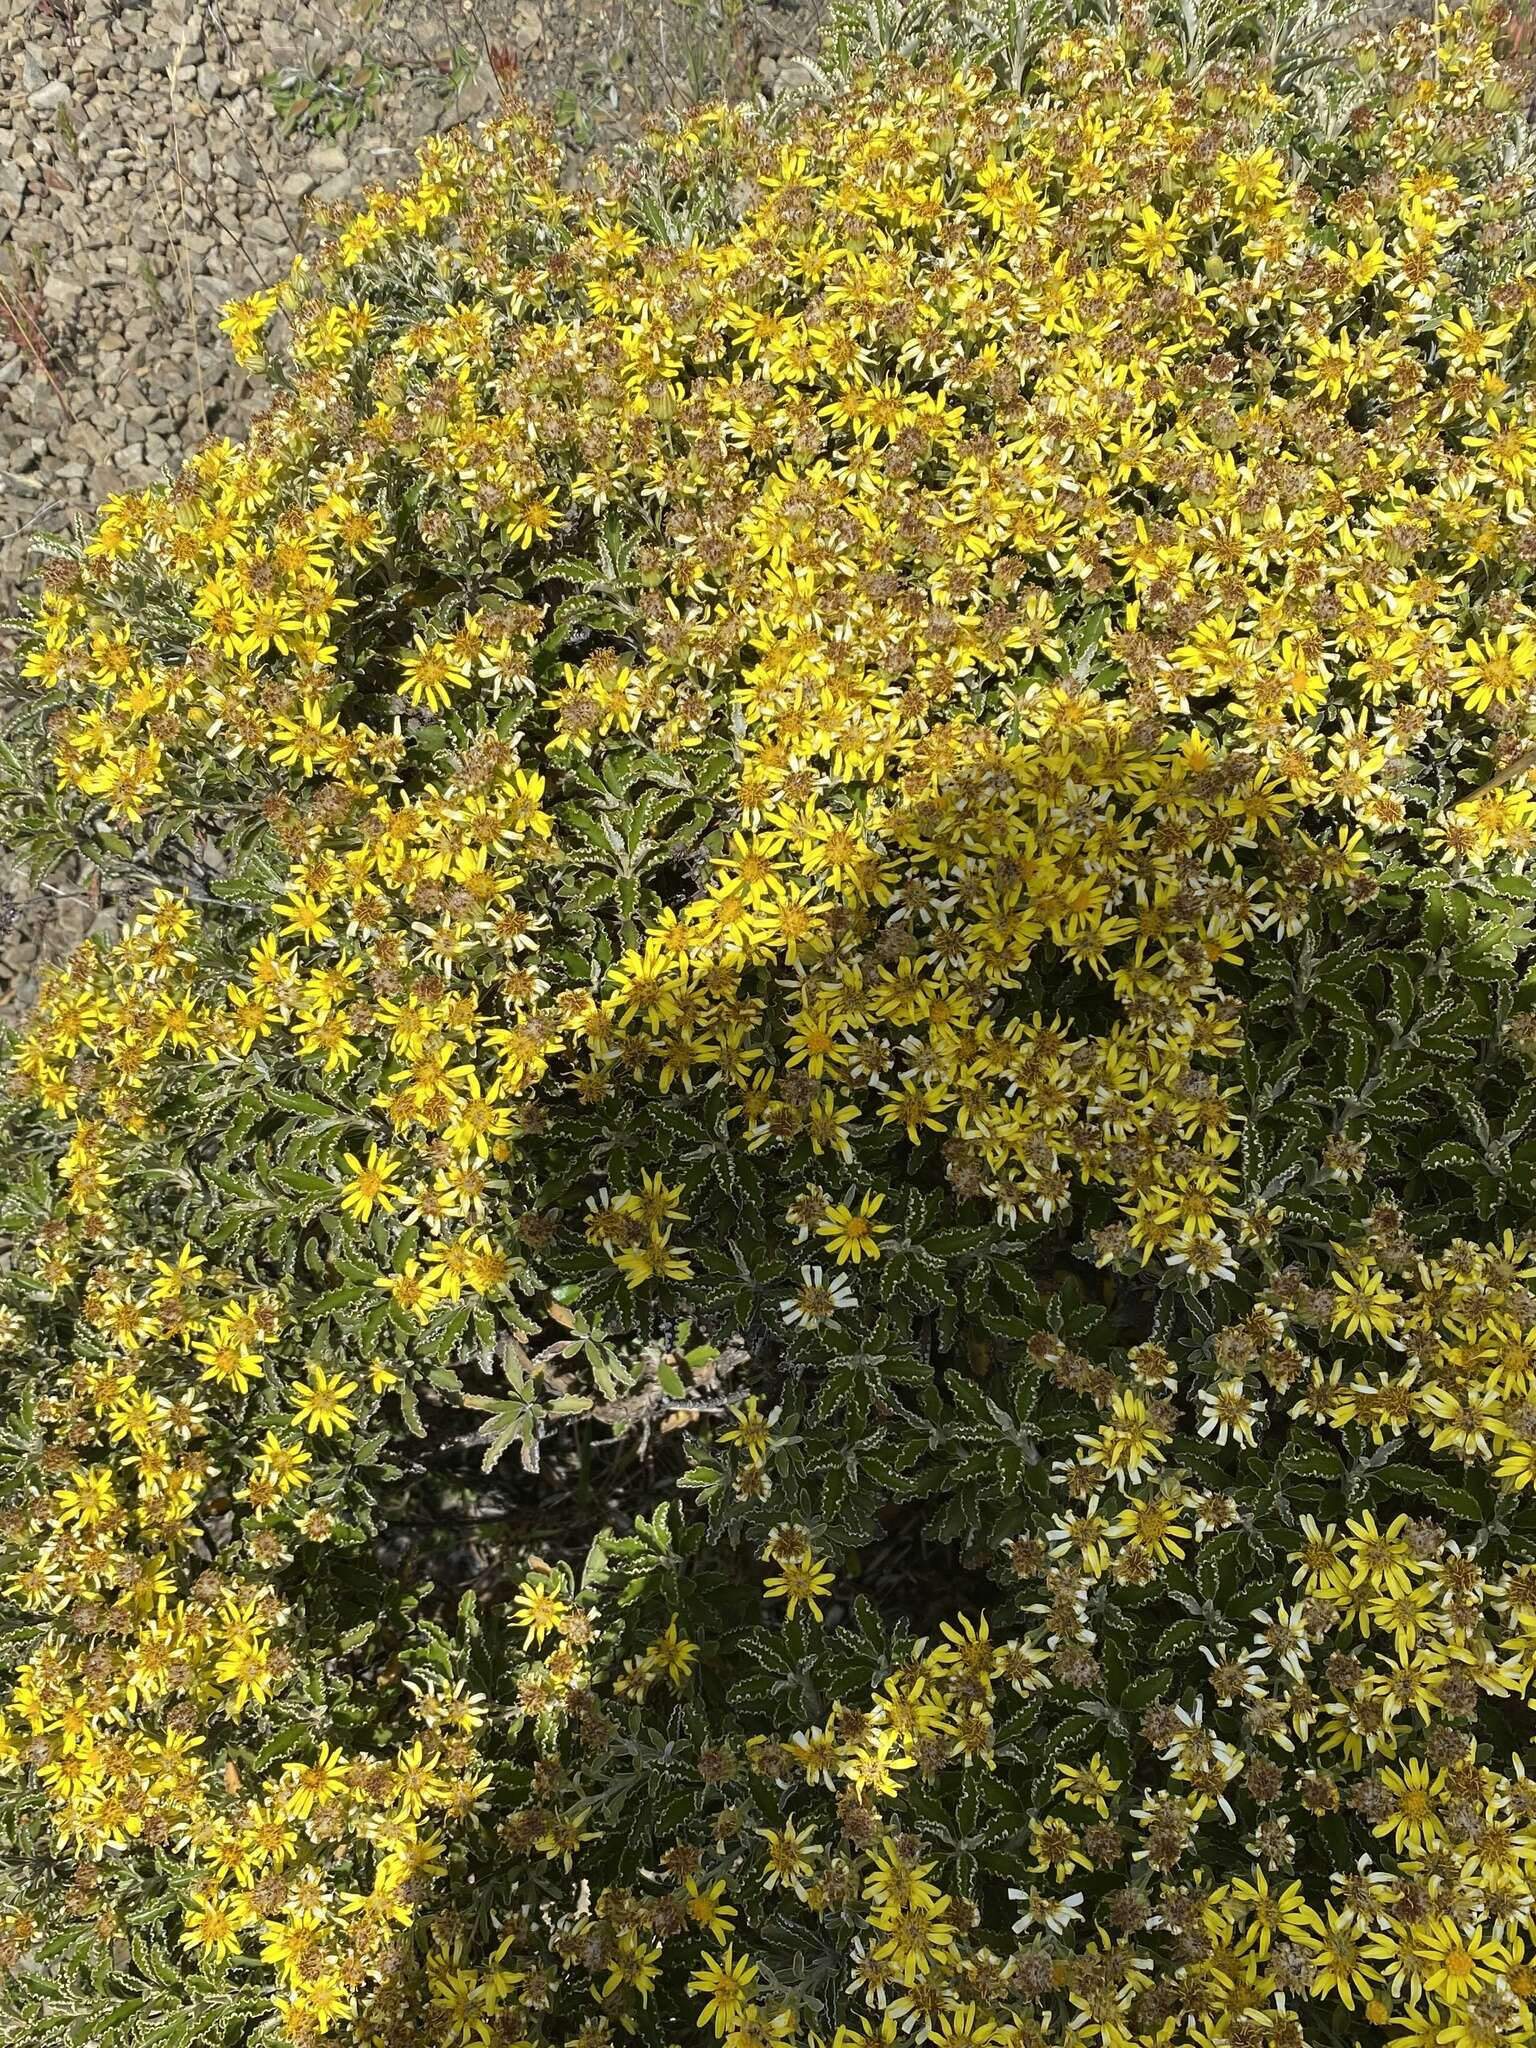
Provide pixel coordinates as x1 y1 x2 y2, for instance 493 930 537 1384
1451 629 1536 713
645 1617 699 1684
763 1548 835 1622
1297 1906 1378 2011
339 1142 404 1223
536 1806 601 1872
1414 1916 1509 2002
1328 1258 1401 1342
181 1886 251 1961
757 1819 821 1896
214 1634 276 1717
399 634 472 712
274 894 335 946
192 1332 265 1394
375 1258 443 1324
511 1576 570 1647
815 1191 891 1265
684 1877 737 1939
1053 1752 1121 1818
289 1367 359 1437
689 1944 759 2035
613 1231 695 1288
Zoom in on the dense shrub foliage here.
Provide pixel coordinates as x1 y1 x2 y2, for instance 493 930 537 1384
4 5 1536 2045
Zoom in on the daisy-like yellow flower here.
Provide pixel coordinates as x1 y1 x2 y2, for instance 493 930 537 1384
399 634 472 712
289 1366 359 1437
815 1190 891 1265
181 1886 250 1962
338 1141 404 1223
763 1547 836 1622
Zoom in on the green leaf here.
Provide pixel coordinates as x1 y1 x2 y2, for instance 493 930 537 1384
1377 1464 1484 1523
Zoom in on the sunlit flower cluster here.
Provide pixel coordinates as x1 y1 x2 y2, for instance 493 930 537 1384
3 6 1536 2044
16 5 1536 1303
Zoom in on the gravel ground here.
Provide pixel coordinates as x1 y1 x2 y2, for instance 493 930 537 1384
0 0 823 1015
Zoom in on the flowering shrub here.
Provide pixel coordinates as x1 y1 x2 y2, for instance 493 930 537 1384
4 2 1536 2044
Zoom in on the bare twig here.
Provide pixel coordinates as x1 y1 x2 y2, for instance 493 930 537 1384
166 25 211 440
211 90 304 264
1452 747 1536 811
0 498 71 550
137 132 209 444
0 269 75 426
